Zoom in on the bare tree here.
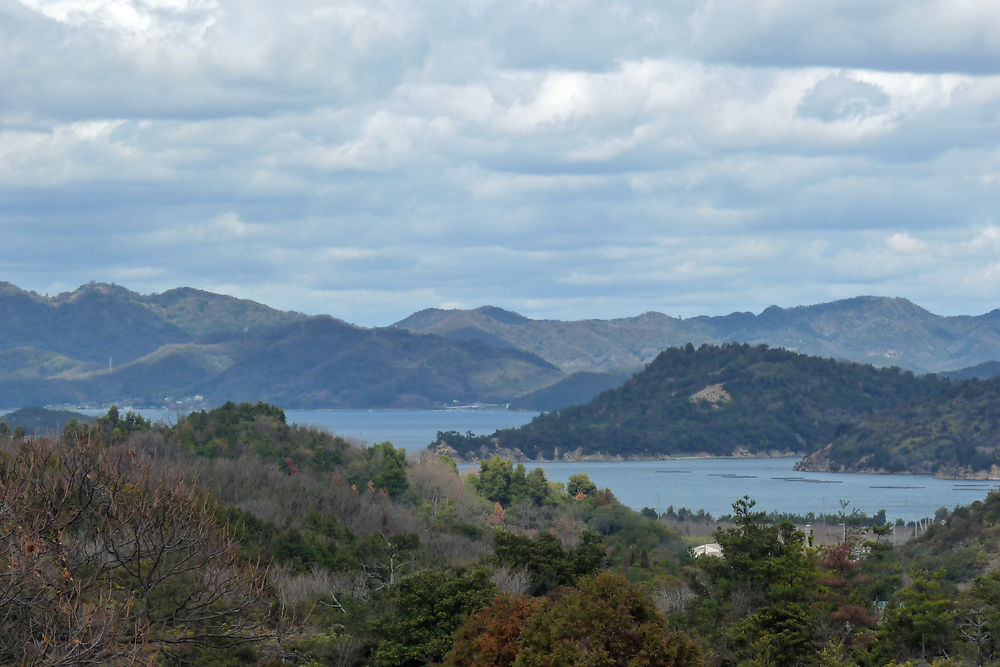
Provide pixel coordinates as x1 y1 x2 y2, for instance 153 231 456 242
0 433 284 663
959 607 991 667
409 458 463 519
489 564 531 595
92 467 273 646
359 531 414 592
0 436 147 664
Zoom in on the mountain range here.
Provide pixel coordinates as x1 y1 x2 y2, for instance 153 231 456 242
395 297 1000 375
0 282 559 408
1 281 999 409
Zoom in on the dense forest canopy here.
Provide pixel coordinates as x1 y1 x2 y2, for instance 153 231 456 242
436 343 1000 477
4 401 1000 664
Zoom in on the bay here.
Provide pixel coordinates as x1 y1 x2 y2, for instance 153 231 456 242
507 458 999 524
80 407 997 522
282 409 537 451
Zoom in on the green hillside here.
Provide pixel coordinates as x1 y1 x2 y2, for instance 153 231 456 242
438 343 1000 477
799 375 1000 476
0 284 561 408
9 402 1000 664
146 286 307 338
197 317 561 408
508 370 631 411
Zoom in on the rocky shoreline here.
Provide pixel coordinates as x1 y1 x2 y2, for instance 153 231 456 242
431 440 805 465
793 444 1000 480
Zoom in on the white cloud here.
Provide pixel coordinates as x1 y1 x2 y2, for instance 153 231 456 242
139 212 267 245
502 71 597 132
967 226 1000 252
4 0 1000 325
886 232 928 254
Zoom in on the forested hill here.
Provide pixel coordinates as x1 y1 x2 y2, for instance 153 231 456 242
0 281 305 365
435 344 1000 477
0 283 561 408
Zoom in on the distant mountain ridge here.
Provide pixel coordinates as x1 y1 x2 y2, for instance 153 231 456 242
0 283 561 408
0 281 306 372
395 297 1000 375
395 306 685 374
1 282 999 410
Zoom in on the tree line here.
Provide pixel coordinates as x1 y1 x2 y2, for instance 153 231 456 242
4 401 1000 664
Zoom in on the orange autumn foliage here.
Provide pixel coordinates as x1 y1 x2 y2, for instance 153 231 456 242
443 594 540 667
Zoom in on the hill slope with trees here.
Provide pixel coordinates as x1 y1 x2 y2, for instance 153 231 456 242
436 343 1000 477
7 402 1000 664
0 283 561 408
0 403 701 664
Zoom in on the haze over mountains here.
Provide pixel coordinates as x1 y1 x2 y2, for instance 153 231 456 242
395 297 1000 375
0 282 559 409
1 281 999 409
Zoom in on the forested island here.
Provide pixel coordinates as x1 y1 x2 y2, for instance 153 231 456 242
434 343 1000 479
0 405 94 435
4 401 1000 665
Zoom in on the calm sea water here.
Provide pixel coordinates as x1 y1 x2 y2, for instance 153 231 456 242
80 407 996 522
77 407 537 452
282 409 537 451
506 459 999 524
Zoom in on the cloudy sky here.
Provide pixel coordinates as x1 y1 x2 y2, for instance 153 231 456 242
4 0 1000 326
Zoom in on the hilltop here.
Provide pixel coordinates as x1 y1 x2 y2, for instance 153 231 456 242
0 283 560 408
0 406 94 435
435 343 1000 478
0 282 304 372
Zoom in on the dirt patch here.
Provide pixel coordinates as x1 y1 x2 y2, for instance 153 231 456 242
690 383 731 404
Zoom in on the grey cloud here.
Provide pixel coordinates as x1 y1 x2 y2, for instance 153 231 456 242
5 0 1000 326
470 0 690 71
797 74 890 122
0 0 432 120
688 0 1000 74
